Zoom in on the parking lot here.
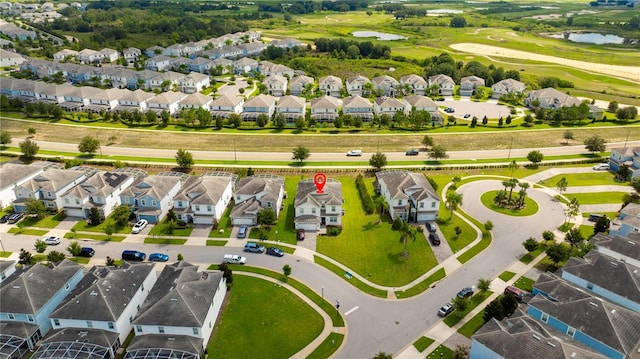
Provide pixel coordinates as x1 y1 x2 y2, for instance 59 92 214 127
440 99 516 121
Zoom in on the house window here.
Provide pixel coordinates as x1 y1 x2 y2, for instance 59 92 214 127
64 198 69 204
53 319 60 326
312 208 316 214
419 202 424 208
136 326 142 333
26 315 34 322
65 282 70 290
330 217 337 223
8 313 14 320
541 313 549 323
140 199 146 206
75 199 80 205
178 201 183 207
236 196 241 201
207 206 212 212
192 328 199 335
195 205 200 211
587 282 594 290
566 327 575 337
129 316 133 323
300 208 304 214
108 322 115 329
151 200 157 206
331 206 336 212
397 200 402 205
86 320 93 328
266 202 271 208
432 202 436 208
158 326 165 334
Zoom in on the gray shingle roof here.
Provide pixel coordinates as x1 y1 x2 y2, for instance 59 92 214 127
0 260 82 315
17 169 86 194
120 175 181 201
50 263 155 321
590 232 640 262
234 175 284 202
174 175 232 206
126 334 203 356
295 178 342 207
0 163 43 191
375 170 438 202
132 262 223 327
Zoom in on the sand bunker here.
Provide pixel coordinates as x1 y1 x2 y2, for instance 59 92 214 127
450 43 640 83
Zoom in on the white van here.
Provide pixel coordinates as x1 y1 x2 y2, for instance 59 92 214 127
593 163 610 171
223 254 246 264
346 150 362 157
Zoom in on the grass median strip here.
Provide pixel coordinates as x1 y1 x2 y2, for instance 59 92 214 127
443 291 493 327
306 332 344 359
498 271 516 282
413 336 435 352
144 237 187 245
8 228 48 236
206 240 228 246
513 276 535 292
395 268 446 298
313 256 388 298
63 233 126 242
458 310 487 338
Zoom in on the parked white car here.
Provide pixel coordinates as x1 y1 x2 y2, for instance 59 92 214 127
131 219 148 234
43 236 61 245
593 163 610 171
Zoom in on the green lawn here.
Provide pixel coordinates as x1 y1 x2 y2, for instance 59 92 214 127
149 224 193 237
7 228 48 236
18 212 66 228
566 192 628 205
63 232 126 242
208 206 233 238
443 291 493 327
0 252 11 258
498 271 516 282
582 211 618 220
578 225 596 241
143 237 187 245
206 240 228 246
427 345 454 359
206 276 324 359
436 210 476 253
540 171 624 187
395 268 446 298
520 244 546 264
72 220 131 234
314 256 387 298
458 310 487 338
456 211 492 265
67 256 91 264
317 176 438 287
513 276 535 292
413 336 435 352
479 190 539 216
306 333 344 359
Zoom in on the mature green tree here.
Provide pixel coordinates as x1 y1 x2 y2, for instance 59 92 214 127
272 113 286 129
617 164 632 182
282 264 292 279
34 239 47 253
565 228 585 249
477 278 491 293
111 205 132 227
564 197 580 223
19 248 35 265
632 177 640 193
47 250 66 263
292 146 310 162
78 136 100 154
556 177 568 195
257 208 276 225
594 216 610 235
369 152 387 171
0 131 11 145
584 135 606 154
452 296 468 318
450 16 467 27
429 145 448 160
523 237 539 253
175 149 194 170
526 150 544 167
500 292 519 317
563 130 574 144
25 198 47 219
546 243 570 267
19 139 39 160
446 191 463 220
89 207 102 225
421 135 434 149
483 297 505 322
67 241 82 256
607 101 619 112
542 230 555 243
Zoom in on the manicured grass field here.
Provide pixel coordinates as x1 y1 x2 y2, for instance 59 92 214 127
566 192 628 205
395 268 446 298
307 332 345 359
513 276 535 292
7 228 48 236
0 252 11 258
498 271 516 282
458 310 487 338
143 237 187 245
519 244 546 264
72 220 131 234
314 256 387 298
413 336 435 352
63 232 126 242
206 275 324 359
206 240 228 246
17 212 66 229
480 190 539 216
149 224 193 237
427 344 454 359
317 176 438 287
540 172 623 187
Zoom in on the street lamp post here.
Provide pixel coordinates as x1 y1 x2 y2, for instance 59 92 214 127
275 230 278 243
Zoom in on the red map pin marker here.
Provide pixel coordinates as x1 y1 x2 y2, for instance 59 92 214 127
313 173 327 193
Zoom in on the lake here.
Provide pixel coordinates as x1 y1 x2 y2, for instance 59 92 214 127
548 32 626 45
352 31 407 41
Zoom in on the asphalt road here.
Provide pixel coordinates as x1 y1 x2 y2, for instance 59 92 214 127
0 180 566 358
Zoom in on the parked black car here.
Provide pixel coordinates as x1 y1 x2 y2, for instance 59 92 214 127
457 287 474 299
429 233 441 246
0 214 10 223
266 247 285 257
79 247 95 257
7 213 24 224
426 222 437 233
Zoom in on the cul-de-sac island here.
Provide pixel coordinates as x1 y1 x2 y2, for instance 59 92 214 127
0 0 639 358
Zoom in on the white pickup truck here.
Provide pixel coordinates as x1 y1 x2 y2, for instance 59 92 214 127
223 254 247 264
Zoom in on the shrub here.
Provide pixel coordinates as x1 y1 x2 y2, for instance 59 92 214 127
392 217 404 230
355 174 375 214
326 226 342 236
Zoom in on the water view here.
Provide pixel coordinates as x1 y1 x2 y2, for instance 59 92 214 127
548 32 626 45
352 31 408 41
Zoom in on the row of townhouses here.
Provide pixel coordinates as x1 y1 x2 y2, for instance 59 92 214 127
0 259 226 359
470 231 640 359
0 163 441 230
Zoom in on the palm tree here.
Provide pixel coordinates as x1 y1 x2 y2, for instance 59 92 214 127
374 196 389 223
398 221 417 258
502 178 518 203
517 182 530 207
446 191 463 220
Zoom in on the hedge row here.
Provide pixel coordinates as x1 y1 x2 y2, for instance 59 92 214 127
356 174 375 214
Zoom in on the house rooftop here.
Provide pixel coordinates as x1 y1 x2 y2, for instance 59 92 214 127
375 170 438 202
295 178 342 207
0 163 43 191
126 334 203 357
590 232 640 262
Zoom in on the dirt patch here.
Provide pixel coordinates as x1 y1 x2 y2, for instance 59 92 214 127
449 43 640 83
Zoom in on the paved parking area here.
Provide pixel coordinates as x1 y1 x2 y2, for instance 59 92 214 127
440 100 514 120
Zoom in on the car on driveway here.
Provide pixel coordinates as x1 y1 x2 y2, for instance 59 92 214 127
0 214 10 223
426 222 437 233
297 229 305 241
438 303 455 317
405 149 419 156
445 107 455 113
149 253 169 262
428 233 441 246
457 287 474 299
7 213 24 224
44 236 61 245
237 225 248 238
79 247 95 257
131 219 148 234
266 247 284 257
244 242 265 253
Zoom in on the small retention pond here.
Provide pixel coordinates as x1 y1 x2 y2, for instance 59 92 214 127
547 32 634 45
352 31 407 41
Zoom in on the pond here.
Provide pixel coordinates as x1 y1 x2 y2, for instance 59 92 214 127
547 32 628 45
352 31 407 41
428 9 463 15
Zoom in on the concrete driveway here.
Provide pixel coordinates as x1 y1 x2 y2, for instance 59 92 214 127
440 100 514 120
217 78 249 98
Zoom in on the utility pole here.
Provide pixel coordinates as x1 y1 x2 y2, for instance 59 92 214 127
233 138 237 162
507 135 513 161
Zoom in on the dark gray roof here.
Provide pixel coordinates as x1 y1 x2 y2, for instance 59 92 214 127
0 260 16 274
294 178 342 207
50 263 155 321
234 175 284 203
0 163 42 190
591 232 640 262
562 251 640 304
375 170 439 202
529 279 640 356
126 334 203 358
473 309 607 359
40 327 119 347
0 321 40 340
533 272 591 302
0 260 82 315
132 262 223 327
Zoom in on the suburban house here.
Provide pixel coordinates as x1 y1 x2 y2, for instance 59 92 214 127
400 74 427 95
145 55 173 72
120 175 182 224
146 91 188 115
470 309 607 359
126 262 226 359
77 49 101 64
0 260 17 283
345 75 371 96
257 61 294 78
210 57 233 74
491 78 526 99
115 89 156 112
310 95 340 122
607 203 640 237
61 171 134 219
232 57 258 75
230 175 285 226
459 75 485 96
179 72 210 94
241 94 276 120
179 93 213 111
428 74 455 96
0 49 25 67
404 95 443 125
98 48 119 63
263 74 288 97
372 75 399 97
0 260 83 357
318 75 343 97
210 94 244 118
373 97 408 118
148 71 184 92
276 95 306 122
590 231 640 268
188 57 214 73
270 37 303 48
86 88 129 112
561 251 640 312
529 272 640 359
608 146 640 179
47 263 157 357
0 162 44 209
123 47 142 65
294 178 343 231
342 95 374 121
172 173 235 225
31 327 120 359
374 170 440 223
61 86 103 111
524 87 582 109
12 168 89 213
288 75 314 97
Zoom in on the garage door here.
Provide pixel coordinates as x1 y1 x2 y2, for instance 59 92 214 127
193 216 214 225
65 208 85 218
295 222 319 231
417 213 436 222
232 217 255 226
